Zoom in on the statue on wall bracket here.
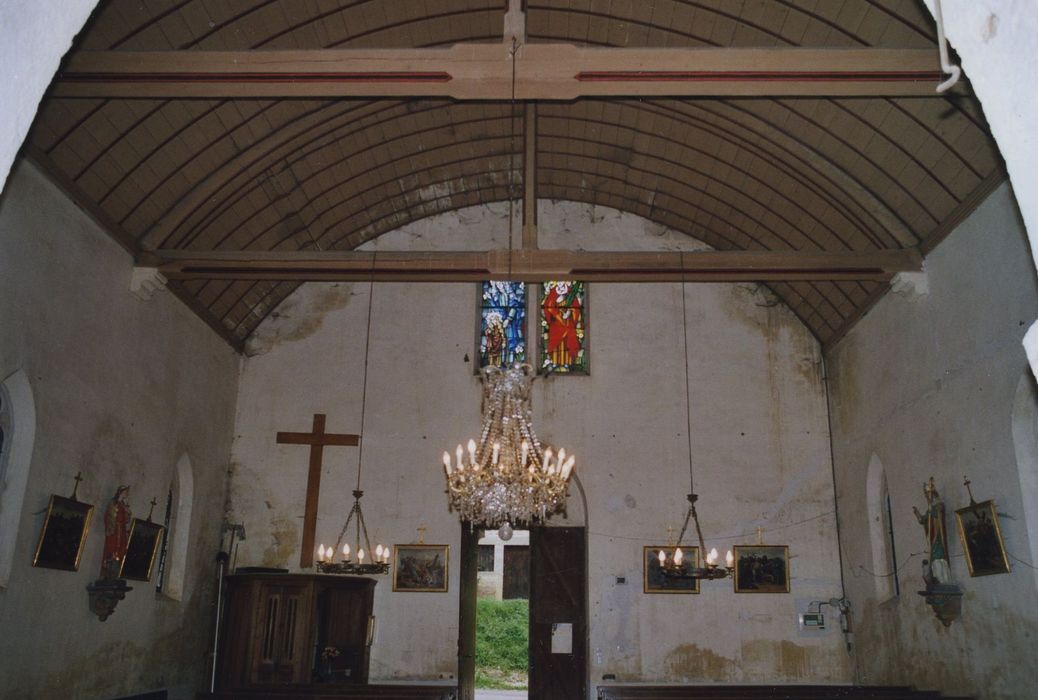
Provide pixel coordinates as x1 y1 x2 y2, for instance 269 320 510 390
87 485 133 621
913 477 962 627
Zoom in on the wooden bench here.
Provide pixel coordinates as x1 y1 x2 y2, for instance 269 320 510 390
596 686 959 700
198 684 457 700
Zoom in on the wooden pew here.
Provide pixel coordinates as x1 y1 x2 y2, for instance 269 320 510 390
596 686 958 700
198 683 457 700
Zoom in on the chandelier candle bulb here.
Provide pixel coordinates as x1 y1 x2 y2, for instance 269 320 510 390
707 548 719 566
358 549 365 563
658 550 666 565
726 550 734 568
343 543 350 559
443 452 452 476
674 548 684 566
317 544 326 562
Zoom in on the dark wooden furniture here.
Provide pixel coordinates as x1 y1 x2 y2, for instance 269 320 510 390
216 573 377 691
198 684 457 700
596 686 971 700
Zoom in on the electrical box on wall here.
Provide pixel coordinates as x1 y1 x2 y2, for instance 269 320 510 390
799 612 825 631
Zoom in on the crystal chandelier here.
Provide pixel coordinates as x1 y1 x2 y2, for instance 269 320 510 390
315 271 389 576
657 280 732 582
442 363 574 535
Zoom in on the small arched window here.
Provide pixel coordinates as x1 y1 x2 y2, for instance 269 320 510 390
866 454 899 600
158 453 194 601
0 370 37 588
1012 371 1038 588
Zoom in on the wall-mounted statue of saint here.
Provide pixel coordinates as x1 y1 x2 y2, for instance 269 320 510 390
913 477 951 588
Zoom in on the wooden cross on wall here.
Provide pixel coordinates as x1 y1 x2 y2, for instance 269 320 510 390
277 413 359 568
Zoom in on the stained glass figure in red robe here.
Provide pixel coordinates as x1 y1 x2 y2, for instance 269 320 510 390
540 281 587 374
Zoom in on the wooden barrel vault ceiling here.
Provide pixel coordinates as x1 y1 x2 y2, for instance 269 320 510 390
26 0 1004 351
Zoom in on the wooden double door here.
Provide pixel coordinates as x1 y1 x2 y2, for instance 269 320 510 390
459 526 587 700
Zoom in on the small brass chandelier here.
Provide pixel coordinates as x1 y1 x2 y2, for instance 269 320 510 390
316 268 389 575
658 279 733 582
442 363 575 537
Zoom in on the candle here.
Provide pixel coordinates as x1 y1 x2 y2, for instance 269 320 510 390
707 548 719 566
442 452 452 476
358 548 365 563
725 550 734 568
674 547 684 566
658 550 666 565
343 543 350 560
317 544 326 562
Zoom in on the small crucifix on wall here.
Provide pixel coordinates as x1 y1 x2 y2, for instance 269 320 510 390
276 413 359 568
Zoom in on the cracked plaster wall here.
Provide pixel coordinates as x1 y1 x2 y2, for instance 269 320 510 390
0 160 241 699
229 200 850 690
826 182 1038 699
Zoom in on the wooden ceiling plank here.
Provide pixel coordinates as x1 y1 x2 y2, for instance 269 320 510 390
55 46 947 99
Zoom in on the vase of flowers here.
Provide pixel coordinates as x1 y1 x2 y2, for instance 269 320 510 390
319 645 340 681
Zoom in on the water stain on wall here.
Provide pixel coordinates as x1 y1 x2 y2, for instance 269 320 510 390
665 643 734 681
246 283 356 355
262 516 298 567
741 639 814 680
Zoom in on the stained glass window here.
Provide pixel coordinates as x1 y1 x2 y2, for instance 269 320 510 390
540 281 587 374
480 281 526 368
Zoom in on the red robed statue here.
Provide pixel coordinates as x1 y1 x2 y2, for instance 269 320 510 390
101 485 132 580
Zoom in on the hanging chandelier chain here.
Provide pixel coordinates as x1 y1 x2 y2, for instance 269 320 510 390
355 251 377 491
506 35 519 280
680 253 695 496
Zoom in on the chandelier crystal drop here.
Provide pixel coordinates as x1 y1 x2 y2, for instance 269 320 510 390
443 363 574 529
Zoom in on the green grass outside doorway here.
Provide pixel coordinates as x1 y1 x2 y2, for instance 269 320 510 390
475 598 528 689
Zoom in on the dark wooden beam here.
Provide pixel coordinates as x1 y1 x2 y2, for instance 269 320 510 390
55 47 946 99
147 248 922 283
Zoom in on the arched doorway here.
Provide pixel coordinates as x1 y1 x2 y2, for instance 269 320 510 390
458 475 589 700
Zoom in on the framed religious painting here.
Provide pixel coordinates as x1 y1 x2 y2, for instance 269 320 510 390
733 545 790 593
119 518 166 581
33 495 94 571
393 544 449 592
643 546 700 594
539 281 588 375
955 500 1010 577
478 281 527 370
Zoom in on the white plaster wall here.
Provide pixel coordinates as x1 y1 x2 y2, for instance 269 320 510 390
826 183 1038 699
0 160 241 699
229 202 850 691
0 0 100 195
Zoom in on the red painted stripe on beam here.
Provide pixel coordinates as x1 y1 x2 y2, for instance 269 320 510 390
575 70 941 83
60 71 453 84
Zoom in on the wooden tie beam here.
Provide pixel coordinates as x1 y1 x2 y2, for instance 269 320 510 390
148 248 922 283
56 46 945 99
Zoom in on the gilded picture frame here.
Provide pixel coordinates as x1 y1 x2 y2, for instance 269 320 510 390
733 545 790 593
955 499 1010 577
393 544 449 592
33 495 94 571
643 546 700 594
119 518 166 581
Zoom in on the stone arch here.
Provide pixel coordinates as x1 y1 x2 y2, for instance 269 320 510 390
0 369 37 588
1012 371 1038 587
865 453 897 600
161 452 195 601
